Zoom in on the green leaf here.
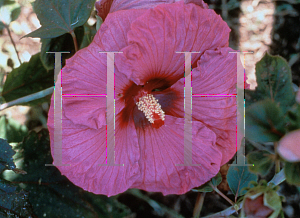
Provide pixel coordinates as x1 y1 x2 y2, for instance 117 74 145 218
287 104 300 131
40 26 84 70
193 172 222 192
211 172 222 187
0 138 16 173
284 161 300 186
245 53 295 113
247 150 274 176
245 99 286 142
0 116 28 143
1 53 53 105
25 0 96 38
8 130 131 218
264 188 282 216
10 6 20 22
227 163 258 197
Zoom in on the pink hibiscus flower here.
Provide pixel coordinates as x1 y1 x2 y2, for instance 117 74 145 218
48 0 242 196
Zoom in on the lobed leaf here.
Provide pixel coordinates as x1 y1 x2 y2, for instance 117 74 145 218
25 0 96 38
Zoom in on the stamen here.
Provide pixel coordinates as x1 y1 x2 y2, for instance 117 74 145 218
136 94 165 126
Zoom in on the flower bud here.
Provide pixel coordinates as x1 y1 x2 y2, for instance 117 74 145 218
242 182 282 218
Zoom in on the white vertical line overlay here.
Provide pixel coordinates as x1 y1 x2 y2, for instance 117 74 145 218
176 52 201 166
99 52 123 166
228 51 253 166
46 52 70 167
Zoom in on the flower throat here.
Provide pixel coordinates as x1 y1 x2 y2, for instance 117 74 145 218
136 94 165 128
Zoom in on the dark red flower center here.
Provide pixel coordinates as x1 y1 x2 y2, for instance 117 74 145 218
119 78 179 129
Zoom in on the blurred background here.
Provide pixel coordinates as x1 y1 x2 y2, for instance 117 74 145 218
0 0 299 217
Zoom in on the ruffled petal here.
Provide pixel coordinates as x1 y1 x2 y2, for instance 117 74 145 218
131 115 222 195
115 1 230 86
47 100 141 196
194 97 237 165
192 47 237 95
95 0 208 21
60 9 148 129
169 48 238 165
95 9 146 52
192 48 238 165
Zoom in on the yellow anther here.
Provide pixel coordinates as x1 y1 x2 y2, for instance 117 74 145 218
136 94 165 124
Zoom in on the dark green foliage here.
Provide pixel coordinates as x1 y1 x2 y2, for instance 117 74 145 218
0 116 28 143
247 150 274 176
25 0 96 38
1 54 53 105
40 26 85 70
245 99 286 142
245 53 295 113
0 138 34 218
9 130 131 218
193 173 222 192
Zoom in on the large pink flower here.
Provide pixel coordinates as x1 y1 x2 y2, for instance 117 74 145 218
48 0 241 196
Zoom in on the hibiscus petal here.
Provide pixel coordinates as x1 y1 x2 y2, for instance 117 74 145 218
192 48 237 95
48 101 141 196
95 9 146 51
192 48 238 165
168 48 238 165
115 1 230 85
194 96 237 166
131 115 222 195
63 97 107 129
95 0 208 21
60 8 148 129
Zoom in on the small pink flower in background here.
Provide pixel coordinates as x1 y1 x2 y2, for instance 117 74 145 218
48 0 244 196
277 130 300 162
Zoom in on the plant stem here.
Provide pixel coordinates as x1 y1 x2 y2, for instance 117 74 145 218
70 30 78 52
5 24 21 65
0 87 53 111
210 183 234 206
193 192 206 218
274 141 281 173
202 169 286 218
